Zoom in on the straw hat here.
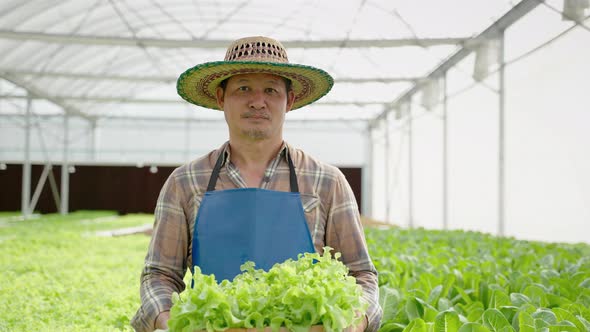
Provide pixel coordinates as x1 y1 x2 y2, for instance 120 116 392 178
177 36 334 111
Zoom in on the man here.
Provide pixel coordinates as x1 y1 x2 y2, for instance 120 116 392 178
131 36 382 332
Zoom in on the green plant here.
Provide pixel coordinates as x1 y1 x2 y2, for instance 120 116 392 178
368 228 590 332
168 248 367 332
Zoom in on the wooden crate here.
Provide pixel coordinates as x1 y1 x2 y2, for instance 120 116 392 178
194 326 324 332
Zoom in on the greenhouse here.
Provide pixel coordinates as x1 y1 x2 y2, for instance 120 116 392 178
0 0 589 331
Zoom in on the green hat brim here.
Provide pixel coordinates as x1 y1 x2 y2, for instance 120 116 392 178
177 61 334 111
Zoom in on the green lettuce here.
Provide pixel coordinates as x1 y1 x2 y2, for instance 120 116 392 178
168 247 367 332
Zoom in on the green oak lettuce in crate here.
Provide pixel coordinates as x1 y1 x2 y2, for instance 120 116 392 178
167 248 368 332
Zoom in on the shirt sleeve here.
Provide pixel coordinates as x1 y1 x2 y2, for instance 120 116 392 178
131 172 190 332
325 168 383 332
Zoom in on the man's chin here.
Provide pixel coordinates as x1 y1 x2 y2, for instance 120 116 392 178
241 129 269 140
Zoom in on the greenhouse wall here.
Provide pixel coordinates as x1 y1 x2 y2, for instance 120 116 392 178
369 12 590 245
0 117 366 167
0 164 363 214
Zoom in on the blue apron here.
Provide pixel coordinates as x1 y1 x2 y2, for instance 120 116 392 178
191 149 315 282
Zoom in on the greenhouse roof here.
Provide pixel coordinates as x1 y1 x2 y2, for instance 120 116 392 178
0 0 579 123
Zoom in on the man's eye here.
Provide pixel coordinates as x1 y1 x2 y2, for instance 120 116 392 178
238 86 249 91
265 88 277 93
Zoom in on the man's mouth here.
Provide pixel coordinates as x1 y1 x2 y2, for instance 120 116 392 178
242 112 270 120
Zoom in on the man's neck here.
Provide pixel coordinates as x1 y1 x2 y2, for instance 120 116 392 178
228 138 283 187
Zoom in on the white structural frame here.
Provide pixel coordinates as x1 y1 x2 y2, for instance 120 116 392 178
18 94 63 216
0 31 470 49
442 72 449 230
0 0 559 235
498 31 507 237
21 94 31 217
365 0 540 233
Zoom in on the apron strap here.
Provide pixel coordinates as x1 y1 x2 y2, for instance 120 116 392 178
286 150 299 193
206 150 226 192
206 147 299 193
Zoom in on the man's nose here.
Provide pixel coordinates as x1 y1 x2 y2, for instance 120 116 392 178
249 90 266 109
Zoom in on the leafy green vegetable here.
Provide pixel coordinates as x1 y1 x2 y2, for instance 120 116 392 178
433 310 461 332
0 211 151 332
380 286 401 322
402 318 427 332
482 308 513 332
3 211 590 332
366 227 590 332
167 248 367 332
513 310 535 332
457 322 491 332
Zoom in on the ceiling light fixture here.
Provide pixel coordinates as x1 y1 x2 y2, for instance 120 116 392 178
562 0 589 21
473 39 500 82
421 78 441 110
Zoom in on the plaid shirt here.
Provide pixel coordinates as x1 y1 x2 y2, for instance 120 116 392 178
131 142 382 332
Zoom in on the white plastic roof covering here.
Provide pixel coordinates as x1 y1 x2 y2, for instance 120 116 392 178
0 0 532 123
2 0 590 244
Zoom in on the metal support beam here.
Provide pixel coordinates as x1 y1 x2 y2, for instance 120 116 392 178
184 116 191 161
442 72 450 230
47 168 61 211
498 32 507 237
369 0 541 129
362 126 373 217
0 74 93 120
19 97 64 214
60 114 69 215
1 69 175 84
407 103 414 228
21 94 32 217
0 112 369 126
0 93 388 106
90 120 97 160
29 164 52 213
0 69 421 84
0 30 469 48
384 113 391 222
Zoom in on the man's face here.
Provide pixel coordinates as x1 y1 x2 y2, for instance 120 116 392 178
216 73 295 142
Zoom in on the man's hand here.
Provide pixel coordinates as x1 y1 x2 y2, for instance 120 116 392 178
155 311 170 330
344 314 368 332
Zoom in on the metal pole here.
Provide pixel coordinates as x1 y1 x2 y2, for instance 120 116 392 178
384 115 391 222
90 119 97 161
498 32 506 236
442 72 449 230
29 164 51 213
47 169 61 211
361 126 373 217
21 94 32 217
408 103 414 228
60 113 69 215
185 116 191 161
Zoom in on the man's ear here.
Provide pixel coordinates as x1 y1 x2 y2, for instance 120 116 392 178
215 87 225 110
285 90 295 113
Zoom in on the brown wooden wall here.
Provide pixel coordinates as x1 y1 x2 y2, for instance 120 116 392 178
0 164 362 214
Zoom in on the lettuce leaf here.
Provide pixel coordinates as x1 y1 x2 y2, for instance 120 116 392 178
168 247 367 332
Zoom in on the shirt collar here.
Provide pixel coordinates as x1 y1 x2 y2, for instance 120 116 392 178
217 141 289 168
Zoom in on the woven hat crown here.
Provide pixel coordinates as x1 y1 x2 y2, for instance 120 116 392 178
177 36 334 111
224 36 289 63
